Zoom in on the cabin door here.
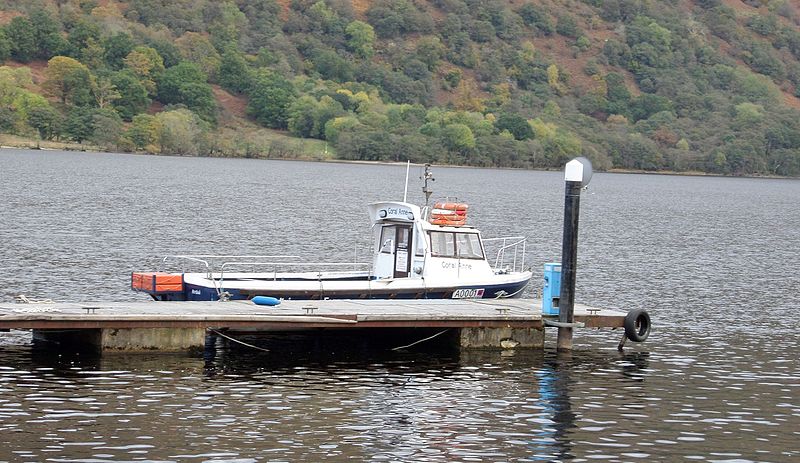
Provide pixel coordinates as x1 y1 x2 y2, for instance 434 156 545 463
393 225 412 278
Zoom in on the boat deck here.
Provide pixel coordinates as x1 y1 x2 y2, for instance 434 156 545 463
0 299 626 330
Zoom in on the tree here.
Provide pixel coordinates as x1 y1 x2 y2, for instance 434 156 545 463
556 14 580 38
111 70 150 120
0 30 11 63
177 82 217 123
125 114 160 150
629 94 673 122
42 56 96 107
91 108 124 149
324 116 361 143
93 77 121 109
287 95 318 138
148 39 182 68
123 47 165 95
518 4 554 36
63 106 96 143
0 66 32 106
5 17 37 62
66 20 102 59
27 104 62 140
156 108 206 155
495 113 533 140
208 1 247 51
218 50 252 94
442 123 475 152
247 69 297 129
156 62 216 122
365 0 433 38
346 20 376 59
547 64 566 95
157 62 207 105
102 33 135 70
175 32 221 80
415 36 444 71
29 9 67 60
10 90 50 128
605 72 631 116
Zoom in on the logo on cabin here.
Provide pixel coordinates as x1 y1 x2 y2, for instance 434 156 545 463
451 288 484 299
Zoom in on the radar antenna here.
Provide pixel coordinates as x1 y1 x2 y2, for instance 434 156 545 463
421 163 435 207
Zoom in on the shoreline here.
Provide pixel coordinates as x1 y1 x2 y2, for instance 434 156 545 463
1 136 795 180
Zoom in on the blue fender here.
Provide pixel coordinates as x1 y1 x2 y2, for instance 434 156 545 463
252 296 281 306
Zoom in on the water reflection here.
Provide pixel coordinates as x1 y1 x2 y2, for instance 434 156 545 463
533 352 577 461
2 151 800 461
0 335 661 462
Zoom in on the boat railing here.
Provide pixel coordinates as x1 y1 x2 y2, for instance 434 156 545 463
161 255 301 278
482 236 527 274
216 261 372 297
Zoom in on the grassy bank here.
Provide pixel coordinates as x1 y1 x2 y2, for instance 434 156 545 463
0 127 335 161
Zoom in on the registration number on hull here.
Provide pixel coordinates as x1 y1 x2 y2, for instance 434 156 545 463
451 288 485 299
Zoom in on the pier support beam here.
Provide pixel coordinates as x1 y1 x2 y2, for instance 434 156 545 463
33 328 206 352
459 327 544 348
100 328 206 351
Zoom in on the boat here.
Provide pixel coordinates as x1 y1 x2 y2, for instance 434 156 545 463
131 167 532 302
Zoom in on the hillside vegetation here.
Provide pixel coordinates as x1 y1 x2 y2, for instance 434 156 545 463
1 0 800 176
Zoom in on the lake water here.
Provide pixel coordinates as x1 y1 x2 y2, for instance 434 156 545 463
0 149 798 462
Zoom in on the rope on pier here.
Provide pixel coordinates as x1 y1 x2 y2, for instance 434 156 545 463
494 279 530 298
209 329 270 353
14 294 54 304
12 307 61 313
391 329 449 351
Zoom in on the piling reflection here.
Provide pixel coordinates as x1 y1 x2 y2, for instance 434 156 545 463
528 351 575 460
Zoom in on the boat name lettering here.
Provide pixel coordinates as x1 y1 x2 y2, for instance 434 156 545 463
452 288 485 299
441 261 472 271
380 207 413 221
191 289 202 295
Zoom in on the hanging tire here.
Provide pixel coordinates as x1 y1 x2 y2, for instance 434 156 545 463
624 309 651 343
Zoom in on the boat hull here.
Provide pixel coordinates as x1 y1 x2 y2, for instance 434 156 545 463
149 273 532 302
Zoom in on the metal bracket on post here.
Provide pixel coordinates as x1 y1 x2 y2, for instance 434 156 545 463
544 318 585 328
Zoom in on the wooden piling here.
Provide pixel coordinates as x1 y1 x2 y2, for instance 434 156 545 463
557 158 591 351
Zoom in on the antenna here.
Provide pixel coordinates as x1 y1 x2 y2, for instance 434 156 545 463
403 160 411 202
421 163 434 207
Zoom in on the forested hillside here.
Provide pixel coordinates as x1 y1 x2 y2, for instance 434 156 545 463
2 0 800 176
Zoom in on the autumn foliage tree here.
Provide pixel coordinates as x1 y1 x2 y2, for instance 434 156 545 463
42 56 96 107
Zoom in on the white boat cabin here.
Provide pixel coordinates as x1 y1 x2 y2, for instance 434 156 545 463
367 201 495 284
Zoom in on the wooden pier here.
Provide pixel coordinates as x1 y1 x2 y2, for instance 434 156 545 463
0 299 628 352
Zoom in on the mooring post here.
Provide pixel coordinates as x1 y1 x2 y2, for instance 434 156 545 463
557 158 592 351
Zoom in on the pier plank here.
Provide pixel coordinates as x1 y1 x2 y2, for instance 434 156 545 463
0 298 626 331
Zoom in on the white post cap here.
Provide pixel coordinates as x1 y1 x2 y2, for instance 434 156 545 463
565 159 584 182
564 157 593 187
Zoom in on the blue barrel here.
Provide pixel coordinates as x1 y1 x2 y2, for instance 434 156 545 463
542 263 561 315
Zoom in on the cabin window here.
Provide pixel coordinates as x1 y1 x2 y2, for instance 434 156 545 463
456 233 484 259
429 231 455 257
379 226 394 254
415 224 425 256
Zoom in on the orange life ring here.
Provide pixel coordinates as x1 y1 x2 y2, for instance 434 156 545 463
433 202 468 212
431 212 462 221
431 218 467 227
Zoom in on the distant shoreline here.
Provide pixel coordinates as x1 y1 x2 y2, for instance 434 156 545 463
1 136 794 180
